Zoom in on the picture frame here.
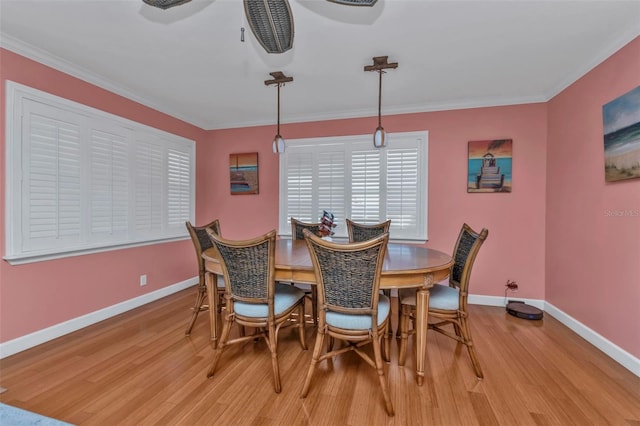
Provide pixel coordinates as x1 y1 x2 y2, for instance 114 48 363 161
230 152 259 195
603 86 640 182
467 139 513 193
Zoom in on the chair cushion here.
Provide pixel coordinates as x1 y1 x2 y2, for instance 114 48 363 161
233 283 305 318
398 284 460 311
215 275 226 289
326 294 390 330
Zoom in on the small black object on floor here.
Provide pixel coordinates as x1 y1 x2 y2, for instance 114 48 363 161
506 300 543 320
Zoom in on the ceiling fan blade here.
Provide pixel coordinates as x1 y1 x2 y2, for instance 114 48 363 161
244 0 294 54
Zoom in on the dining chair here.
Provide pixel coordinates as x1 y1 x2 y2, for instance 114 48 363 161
184 219 224 336
346 218 396 334
346 218 391 243
397 223 489 379
290 217 323 325
205 229 307 393
301 229 394 416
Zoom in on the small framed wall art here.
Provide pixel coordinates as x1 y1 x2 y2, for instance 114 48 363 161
467 139 512 193
229 152 259 195
602 86 640 182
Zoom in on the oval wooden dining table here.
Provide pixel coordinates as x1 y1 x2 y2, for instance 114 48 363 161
202 238 453 386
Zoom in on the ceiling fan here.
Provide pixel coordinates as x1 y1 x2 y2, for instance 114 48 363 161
142 0 378 54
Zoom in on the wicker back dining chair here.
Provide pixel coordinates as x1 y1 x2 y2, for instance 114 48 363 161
346 218 395 333
290 217 323 325
290 217 322 240
205 229 307 393
301 229 394 416
185 219 223 336
398 223 489 379
346 218 391 243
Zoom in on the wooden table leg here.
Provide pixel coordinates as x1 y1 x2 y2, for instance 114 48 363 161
414 273 433 386
205 271 218 347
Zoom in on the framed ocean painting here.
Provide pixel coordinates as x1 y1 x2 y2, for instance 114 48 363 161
230 152 259 195
468 139 512 193
603 86 640 182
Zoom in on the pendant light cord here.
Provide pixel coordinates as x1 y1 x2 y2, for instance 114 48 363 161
277 83 281 135
377 70 383 128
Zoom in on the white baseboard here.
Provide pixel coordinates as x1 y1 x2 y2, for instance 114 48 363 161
2 286 638 378
468 294 639 377
468 294 545 309
543 302 640 377
0 277 198 359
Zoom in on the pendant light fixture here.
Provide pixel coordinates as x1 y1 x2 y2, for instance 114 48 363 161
364 56 398 148
265 71 293 154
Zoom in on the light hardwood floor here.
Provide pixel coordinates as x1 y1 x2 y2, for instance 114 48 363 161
1 288 638 425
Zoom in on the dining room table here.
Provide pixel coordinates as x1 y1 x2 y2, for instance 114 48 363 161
202 238 453 386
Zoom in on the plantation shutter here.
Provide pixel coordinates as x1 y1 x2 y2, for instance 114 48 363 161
89 127 129 241
134 138 164 236
317 149 346 226
285 150 314 222
351 150 382 223
21 100 82 253
386 148 420 240
6 82 196 263
279 132 428 241
167 145 192 231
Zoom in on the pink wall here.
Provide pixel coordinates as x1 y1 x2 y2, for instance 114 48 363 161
0 49 207 342
200 104 549 301
3 37 636 361
546 37 640 358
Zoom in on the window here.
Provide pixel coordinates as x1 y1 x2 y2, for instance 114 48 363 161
279 131 428 241
4 81 195 264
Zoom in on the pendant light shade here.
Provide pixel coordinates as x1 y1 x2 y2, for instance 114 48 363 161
265 72 293 154
373 126 386 148
364 56 398 149
273 135 285 153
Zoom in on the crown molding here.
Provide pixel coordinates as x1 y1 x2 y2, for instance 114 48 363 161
543 25 640 100
0 32 208 130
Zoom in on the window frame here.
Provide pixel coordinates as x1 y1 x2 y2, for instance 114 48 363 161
278 131 428 242
4 81 195 264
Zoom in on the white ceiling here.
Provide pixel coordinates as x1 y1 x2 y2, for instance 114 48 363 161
1 0 639 130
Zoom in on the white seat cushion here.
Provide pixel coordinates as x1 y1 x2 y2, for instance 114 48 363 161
398 284 460 311
233 283 305 318
326 294 391 330
215 275 226 288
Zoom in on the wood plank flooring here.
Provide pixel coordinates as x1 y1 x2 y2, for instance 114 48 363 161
1 288 638 425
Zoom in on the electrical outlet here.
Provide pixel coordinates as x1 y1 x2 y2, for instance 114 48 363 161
140 274 147 286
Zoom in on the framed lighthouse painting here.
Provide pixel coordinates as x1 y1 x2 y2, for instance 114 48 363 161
467 139 512 193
